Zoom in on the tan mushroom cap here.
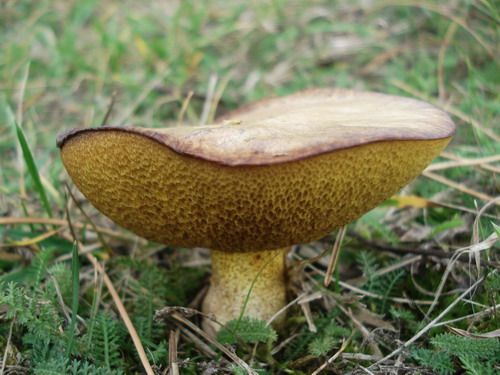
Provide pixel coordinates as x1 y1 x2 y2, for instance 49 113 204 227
58 88 455 253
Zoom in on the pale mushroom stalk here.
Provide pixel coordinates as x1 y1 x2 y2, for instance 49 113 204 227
57 88 455 334
202 248 288 334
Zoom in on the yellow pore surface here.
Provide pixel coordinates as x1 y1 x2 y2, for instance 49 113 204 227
61 130 451 252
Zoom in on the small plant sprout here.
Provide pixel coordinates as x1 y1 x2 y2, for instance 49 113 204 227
57 88 455 334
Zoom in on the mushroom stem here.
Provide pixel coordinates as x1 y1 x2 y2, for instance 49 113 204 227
202 248 288 335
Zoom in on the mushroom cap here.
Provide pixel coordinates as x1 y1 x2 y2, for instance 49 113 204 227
58 88 455 252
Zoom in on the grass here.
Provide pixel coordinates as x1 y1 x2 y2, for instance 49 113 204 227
0 0 499 374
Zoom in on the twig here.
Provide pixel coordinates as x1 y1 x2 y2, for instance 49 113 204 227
300 302 317 333
169 330 179 375
368 275 487 370
85 253 155 375
433 303 500 327
341 353 384 361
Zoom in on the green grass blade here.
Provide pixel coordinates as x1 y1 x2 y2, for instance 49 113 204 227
7 106 53 218
67 241 80 357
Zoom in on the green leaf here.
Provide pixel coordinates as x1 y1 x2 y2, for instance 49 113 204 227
217 317 277 345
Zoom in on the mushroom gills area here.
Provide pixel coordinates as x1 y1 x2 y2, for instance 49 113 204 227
60 131 452 252
201 248 288 335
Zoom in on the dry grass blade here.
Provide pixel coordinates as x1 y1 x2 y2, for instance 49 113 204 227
300 255 435 305
115 67 171 125
347 308 382 357
0 227 64 248
199 74 217 125
0 217 136 241
354 234 499 269
176 90 194 126
437 22 458 101
85 253 155 375
266 291 308 327
434 303 500 327
310 331 354 375
425 232 498 318
0 318 15 375
369 275 487 370
372 2 495 57
390 78 500 142
422 170 496 203
53 242 102 263
100 91 118 126
471 197 500 275
325 226 347 287
425 154 500 173
66 184 115 256
168 313 259 375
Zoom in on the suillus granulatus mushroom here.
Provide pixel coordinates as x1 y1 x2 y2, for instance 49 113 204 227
57 88 455 334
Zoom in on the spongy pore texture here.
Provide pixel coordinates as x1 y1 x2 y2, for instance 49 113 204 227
61 130 451 252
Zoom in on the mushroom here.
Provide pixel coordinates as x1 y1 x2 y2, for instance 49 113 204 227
57 88 455 334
